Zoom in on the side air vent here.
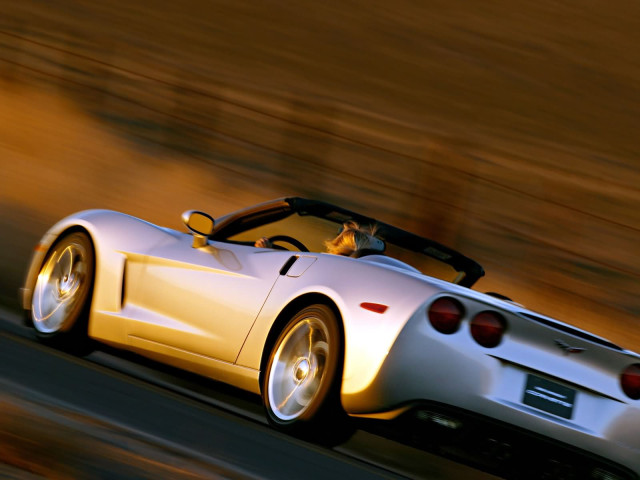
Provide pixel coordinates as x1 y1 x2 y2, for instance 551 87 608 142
519 313 623 351
120 259 127 309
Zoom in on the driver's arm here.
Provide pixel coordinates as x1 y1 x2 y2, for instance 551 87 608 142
254 237 274 248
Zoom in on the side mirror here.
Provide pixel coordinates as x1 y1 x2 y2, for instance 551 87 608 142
182 210 214 248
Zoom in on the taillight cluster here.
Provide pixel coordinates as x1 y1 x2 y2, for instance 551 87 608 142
427 297 507 348
470 311 506 348
428 297 464 334
621 364 640 400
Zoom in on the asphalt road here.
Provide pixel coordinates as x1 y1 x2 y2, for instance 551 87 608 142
0 310 499 479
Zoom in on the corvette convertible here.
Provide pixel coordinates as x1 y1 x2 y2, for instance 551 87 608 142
20 197 640 479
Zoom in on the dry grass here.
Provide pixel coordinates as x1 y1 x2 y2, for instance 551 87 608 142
0 0 638 349
0 393 230 479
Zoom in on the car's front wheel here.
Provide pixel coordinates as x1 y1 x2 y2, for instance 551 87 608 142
262 304 352 444
30 231 95 354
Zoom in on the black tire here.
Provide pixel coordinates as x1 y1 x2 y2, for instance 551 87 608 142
262 304 353 444
29 231 95 355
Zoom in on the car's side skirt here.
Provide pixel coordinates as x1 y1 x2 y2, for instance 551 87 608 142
125 335 261 394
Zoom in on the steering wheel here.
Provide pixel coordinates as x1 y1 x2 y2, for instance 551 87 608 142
267 235 309 252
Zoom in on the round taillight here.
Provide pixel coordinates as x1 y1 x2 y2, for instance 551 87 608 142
428 297 464 334
621 364 640 400
470 311 506 348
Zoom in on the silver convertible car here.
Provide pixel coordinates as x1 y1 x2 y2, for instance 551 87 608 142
20 197 640 479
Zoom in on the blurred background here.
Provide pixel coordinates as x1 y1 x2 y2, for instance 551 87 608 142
1 0 638 350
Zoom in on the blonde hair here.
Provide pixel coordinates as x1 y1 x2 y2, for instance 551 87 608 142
324 221 381 256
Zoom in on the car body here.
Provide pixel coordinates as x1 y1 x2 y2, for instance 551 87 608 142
20 197 640 479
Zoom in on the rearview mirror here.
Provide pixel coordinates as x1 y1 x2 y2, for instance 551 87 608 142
182 210 214 248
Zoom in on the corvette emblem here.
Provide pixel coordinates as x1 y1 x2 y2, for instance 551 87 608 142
554 339 586 355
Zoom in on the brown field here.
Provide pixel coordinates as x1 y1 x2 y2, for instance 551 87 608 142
0 0 639 350
0 388 227 479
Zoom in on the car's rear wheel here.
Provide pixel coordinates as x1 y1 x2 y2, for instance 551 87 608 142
262 304 352 444
30 231 95 354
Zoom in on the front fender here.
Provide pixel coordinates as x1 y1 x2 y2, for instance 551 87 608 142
21 210 180 316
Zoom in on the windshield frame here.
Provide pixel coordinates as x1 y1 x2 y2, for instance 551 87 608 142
210 197 485 287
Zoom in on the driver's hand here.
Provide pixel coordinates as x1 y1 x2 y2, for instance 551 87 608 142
255 237 274 248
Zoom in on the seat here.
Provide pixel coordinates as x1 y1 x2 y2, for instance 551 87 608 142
350 248 385 258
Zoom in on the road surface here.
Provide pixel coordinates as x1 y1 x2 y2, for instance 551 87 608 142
0 309 499 479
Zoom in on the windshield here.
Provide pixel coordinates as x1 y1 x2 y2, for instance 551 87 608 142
211 197 484 286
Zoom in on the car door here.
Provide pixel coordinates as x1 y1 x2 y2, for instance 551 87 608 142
127 234 296 363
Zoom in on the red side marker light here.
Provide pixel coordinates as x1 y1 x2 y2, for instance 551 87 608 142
360 302 388 314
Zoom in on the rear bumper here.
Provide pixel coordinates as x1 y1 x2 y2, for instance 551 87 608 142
341 312 640 478
360 401 638 480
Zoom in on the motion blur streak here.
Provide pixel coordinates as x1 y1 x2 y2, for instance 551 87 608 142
0 2 638 475
1 0 638 348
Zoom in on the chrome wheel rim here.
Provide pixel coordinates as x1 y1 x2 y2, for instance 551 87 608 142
32 240 89 334
268 317 330 421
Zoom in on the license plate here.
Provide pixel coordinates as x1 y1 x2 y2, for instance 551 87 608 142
522 374 576 419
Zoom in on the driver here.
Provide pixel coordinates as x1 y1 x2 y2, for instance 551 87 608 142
254 221 384 257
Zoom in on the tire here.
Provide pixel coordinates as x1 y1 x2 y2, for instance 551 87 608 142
30 231 95 354
262 304 353 444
